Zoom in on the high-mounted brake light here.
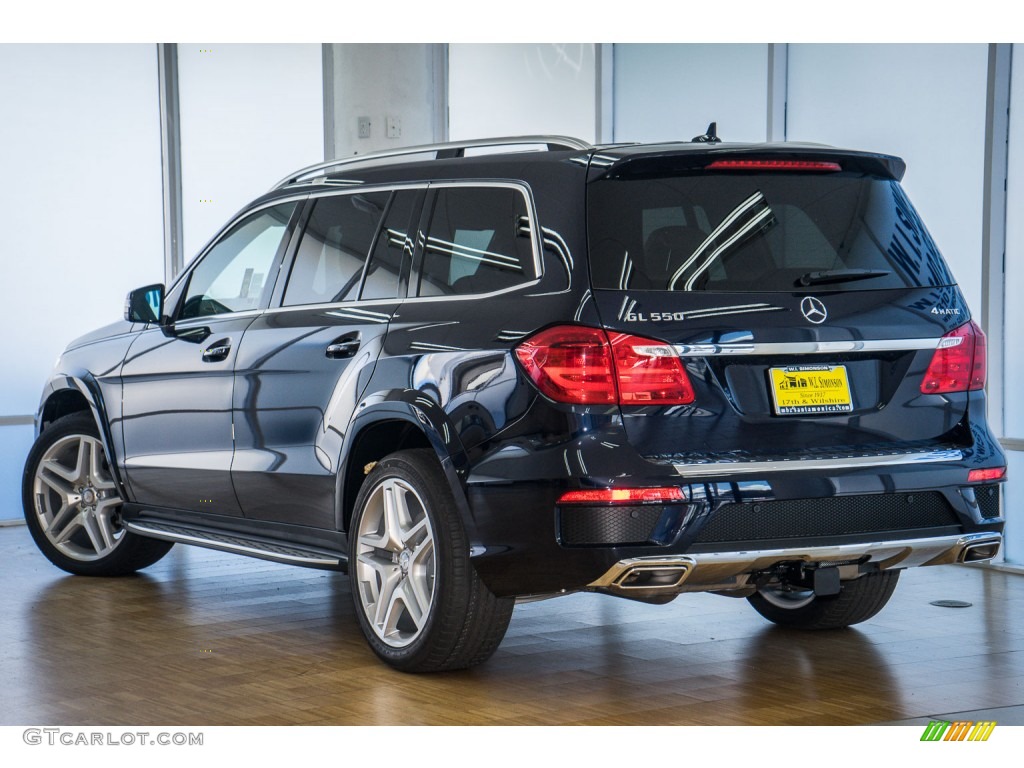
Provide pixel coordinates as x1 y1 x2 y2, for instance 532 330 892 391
514 325 695 406
968 467 1006 483
705 159 843 172
558 487 686 504
920 321 987 394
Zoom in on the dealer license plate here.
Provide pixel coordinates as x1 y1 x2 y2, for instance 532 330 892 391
769 365 853 416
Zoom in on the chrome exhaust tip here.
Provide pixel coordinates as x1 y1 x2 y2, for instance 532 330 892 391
614 564 692 590
960 539 1002 563
588 557 698 594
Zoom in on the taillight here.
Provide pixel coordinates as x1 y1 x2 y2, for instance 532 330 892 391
513 326 616 404
920 321 987 394
609 333 695 404
705 159 842 172
515 325 694 405
558 487 685 504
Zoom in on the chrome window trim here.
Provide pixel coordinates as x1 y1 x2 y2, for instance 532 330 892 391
263 298 400 315
670 448 964 478
403 277 544 304
275 180 544 307
420 180 543 287
169 310 262 329
672 337 944 357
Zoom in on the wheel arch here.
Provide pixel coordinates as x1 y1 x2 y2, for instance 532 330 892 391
37 374 129 499
338 394 472 536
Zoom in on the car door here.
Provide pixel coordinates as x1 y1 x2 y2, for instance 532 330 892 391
120 200 300 516
230 188 422 528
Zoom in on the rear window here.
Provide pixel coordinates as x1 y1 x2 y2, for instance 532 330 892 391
587 174 954 292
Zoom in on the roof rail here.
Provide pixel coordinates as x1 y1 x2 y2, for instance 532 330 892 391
270 135 593 191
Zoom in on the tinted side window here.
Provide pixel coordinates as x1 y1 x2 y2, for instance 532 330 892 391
417 186 535 297
283 192 390 306
180 202 296 320
361 190 419 301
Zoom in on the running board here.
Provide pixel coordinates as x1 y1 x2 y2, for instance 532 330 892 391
124 520 347 570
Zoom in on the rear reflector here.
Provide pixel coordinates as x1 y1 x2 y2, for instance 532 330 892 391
968 467 1006 483
558 487 685 504
515 325 695 405
705 159 842 172
920 321 987 394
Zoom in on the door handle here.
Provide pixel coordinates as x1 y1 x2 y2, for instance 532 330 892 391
326 333 361 359
202 340 231 362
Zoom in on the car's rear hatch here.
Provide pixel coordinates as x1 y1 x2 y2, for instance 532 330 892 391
585 146 980 469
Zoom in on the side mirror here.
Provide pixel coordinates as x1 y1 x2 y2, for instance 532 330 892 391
125 283 165 324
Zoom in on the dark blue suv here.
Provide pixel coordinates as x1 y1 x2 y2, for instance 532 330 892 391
23 135 1007 672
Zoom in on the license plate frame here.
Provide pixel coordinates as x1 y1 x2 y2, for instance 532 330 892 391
769 364 853 416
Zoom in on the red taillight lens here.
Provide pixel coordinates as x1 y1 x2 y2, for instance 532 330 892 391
920 321 987 394
558 487 685 504
515 325 694 405
968 467 1006 483
610 333 696 404
514 326 616 404
705 159 842 172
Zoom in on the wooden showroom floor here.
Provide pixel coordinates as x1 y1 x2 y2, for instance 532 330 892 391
1 524 1023 726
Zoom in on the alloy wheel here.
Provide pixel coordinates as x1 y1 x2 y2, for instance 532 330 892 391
31 433 124 561
353 477 436 648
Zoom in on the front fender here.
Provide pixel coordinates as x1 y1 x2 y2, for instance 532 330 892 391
38 373 130 499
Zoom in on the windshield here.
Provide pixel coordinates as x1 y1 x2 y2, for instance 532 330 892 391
587 173 954 292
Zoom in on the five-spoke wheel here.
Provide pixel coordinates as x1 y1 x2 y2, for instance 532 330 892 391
349 450 513 672
354 476 436 648
23 413 173 576
32 432 124 561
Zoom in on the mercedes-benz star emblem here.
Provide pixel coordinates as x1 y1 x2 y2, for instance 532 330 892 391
800 296 828 324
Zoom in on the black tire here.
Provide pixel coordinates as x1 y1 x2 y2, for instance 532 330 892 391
349 449 513 672
22 412 173 576
747 570 900 630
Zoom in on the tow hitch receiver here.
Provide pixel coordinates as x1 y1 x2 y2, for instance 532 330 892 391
814 566 841 596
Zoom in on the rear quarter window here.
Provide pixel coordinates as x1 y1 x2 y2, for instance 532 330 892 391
416 185 536 297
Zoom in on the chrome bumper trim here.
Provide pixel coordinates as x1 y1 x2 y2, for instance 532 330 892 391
588 532 1003 596
671 448 964 478
672 337 942 357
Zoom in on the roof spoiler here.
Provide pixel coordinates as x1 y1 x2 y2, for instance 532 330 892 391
594 147 906 182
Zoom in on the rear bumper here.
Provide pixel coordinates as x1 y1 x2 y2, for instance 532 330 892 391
586 531 1003 600
463 407 1006 598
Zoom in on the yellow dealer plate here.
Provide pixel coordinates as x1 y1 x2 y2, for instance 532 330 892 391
769 365 853 416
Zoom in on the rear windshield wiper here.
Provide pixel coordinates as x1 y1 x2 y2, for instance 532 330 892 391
798 269 891 287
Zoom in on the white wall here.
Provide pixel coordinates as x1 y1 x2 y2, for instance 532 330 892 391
0 44 164 518
177 44 323 263
614 44 769 143
1000 44 1024 565
787 44 989 317
329 44 443 158
448 44 597 143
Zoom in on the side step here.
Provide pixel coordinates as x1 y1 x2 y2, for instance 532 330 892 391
124 519 347 570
